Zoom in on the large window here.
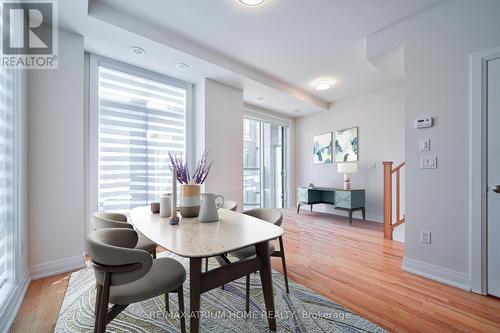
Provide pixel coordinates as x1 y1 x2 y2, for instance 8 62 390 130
243 117 287 211
93 58 193 214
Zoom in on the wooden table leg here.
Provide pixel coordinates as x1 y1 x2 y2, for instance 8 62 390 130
189 258 202 333
255 241 277 331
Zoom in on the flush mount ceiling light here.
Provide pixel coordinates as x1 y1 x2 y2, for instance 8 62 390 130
176 63 189 70
238 0 266 7
130 46 145 55
313 79 336 91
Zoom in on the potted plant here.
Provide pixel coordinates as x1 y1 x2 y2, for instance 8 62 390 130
169 152 213 218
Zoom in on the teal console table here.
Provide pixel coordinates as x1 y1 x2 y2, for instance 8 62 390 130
297 187 366 224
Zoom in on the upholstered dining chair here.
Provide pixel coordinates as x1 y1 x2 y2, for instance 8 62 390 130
229 208 289 313
204 200 238 272
92 212 158 258
87 228 186 333
220 200 238 211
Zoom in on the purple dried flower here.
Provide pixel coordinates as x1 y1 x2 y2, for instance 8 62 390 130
168 151 213 184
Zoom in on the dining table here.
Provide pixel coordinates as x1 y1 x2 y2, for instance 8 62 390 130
130 206 284 333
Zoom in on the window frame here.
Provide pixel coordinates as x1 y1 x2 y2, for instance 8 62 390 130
86 55 194 233
0 67 23 318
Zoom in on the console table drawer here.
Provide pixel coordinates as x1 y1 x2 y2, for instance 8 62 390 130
335 190 365 209
297 187 321 204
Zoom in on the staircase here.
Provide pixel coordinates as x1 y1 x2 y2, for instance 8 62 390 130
383 161 406 240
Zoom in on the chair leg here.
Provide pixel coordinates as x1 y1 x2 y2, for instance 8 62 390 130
165 292 170 313
97 274 111 333
94 283 103 333
279 236 290 294
178 286 186 333
245 274 250 313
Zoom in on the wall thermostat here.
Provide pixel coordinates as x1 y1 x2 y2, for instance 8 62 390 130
415 117 433 129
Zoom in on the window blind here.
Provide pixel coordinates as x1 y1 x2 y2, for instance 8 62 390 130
97 64 188 213
0 67 14 290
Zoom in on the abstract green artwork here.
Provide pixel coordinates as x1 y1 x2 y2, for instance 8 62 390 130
313 132 333 164
335 127 359 162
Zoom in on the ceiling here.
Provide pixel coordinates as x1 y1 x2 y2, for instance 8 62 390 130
59 0 443 116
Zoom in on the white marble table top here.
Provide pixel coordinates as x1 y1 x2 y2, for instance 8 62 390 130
130 206 284 258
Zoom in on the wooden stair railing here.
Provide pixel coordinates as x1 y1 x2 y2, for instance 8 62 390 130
383 161 406 240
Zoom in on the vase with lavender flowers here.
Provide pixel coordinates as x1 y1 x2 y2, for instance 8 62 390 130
169 152 213 218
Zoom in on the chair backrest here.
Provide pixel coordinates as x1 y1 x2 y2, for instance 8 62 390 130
87 228 152 286
92 212 132 230
243 208 283 226
221 200 238 211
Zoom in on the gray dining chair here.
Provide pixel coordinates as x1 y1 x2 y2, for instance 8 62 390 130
87 228 186 333
203 200 238 272
92 212 158 258
220 200 238 211
229 208 289 313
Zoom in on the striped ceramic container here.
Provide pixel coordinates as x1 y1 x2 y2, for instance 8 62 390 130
179 184 201 217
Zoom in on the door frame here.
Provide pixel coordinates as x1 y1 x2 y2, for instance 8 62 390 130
470 46 500 294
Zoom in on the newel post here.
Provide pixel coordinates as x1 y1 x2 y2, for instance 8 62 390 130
383 162 393 240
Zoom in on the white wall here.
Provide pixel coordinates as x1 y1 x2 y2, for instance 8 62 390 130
197 79 244 210
295 85 405 223
28 29 86 279
368 0 500 289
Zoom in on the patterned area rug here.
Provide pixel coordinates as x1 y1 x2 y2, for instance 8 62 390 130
55 253 385 332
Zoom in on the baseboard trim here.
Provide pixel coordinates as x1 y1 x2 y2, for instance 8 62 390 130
297 205 383 223
30 254 86 280
402 257 471 291
0 270 30 333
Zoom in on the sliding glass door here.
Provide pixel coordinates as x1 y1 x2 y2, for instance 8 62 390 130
243 117 287 211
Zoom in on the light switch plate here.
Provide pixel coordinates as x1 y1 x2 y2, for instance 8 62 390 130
421 231 431 244
419 139 430 151
421 156 437 169
415 117 433 129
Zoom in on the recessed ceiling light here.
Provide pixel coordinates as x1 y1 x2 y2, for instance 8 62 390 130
130 46 145 56
239 0 266 7
313 79 336 91
293 109 300 113
176 63 189 70
257 96 265 101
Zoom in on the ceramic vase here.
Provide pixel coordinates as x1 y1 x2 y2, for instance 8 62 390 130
179 184 200 217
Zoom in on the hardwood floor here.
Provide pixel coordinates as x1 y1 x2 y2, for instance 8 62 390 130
10 273 71 332
10 208 500 332
275 209 500 333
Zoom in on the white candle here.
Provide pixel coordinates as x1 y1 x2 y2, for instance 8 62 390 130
171 165 177 218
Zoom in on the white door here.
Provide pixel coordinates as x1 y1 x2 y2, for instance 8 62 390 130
487 56 500 297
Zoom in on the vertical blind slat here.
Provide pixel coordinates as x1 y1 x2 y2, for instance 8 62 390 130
0 66 13 288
